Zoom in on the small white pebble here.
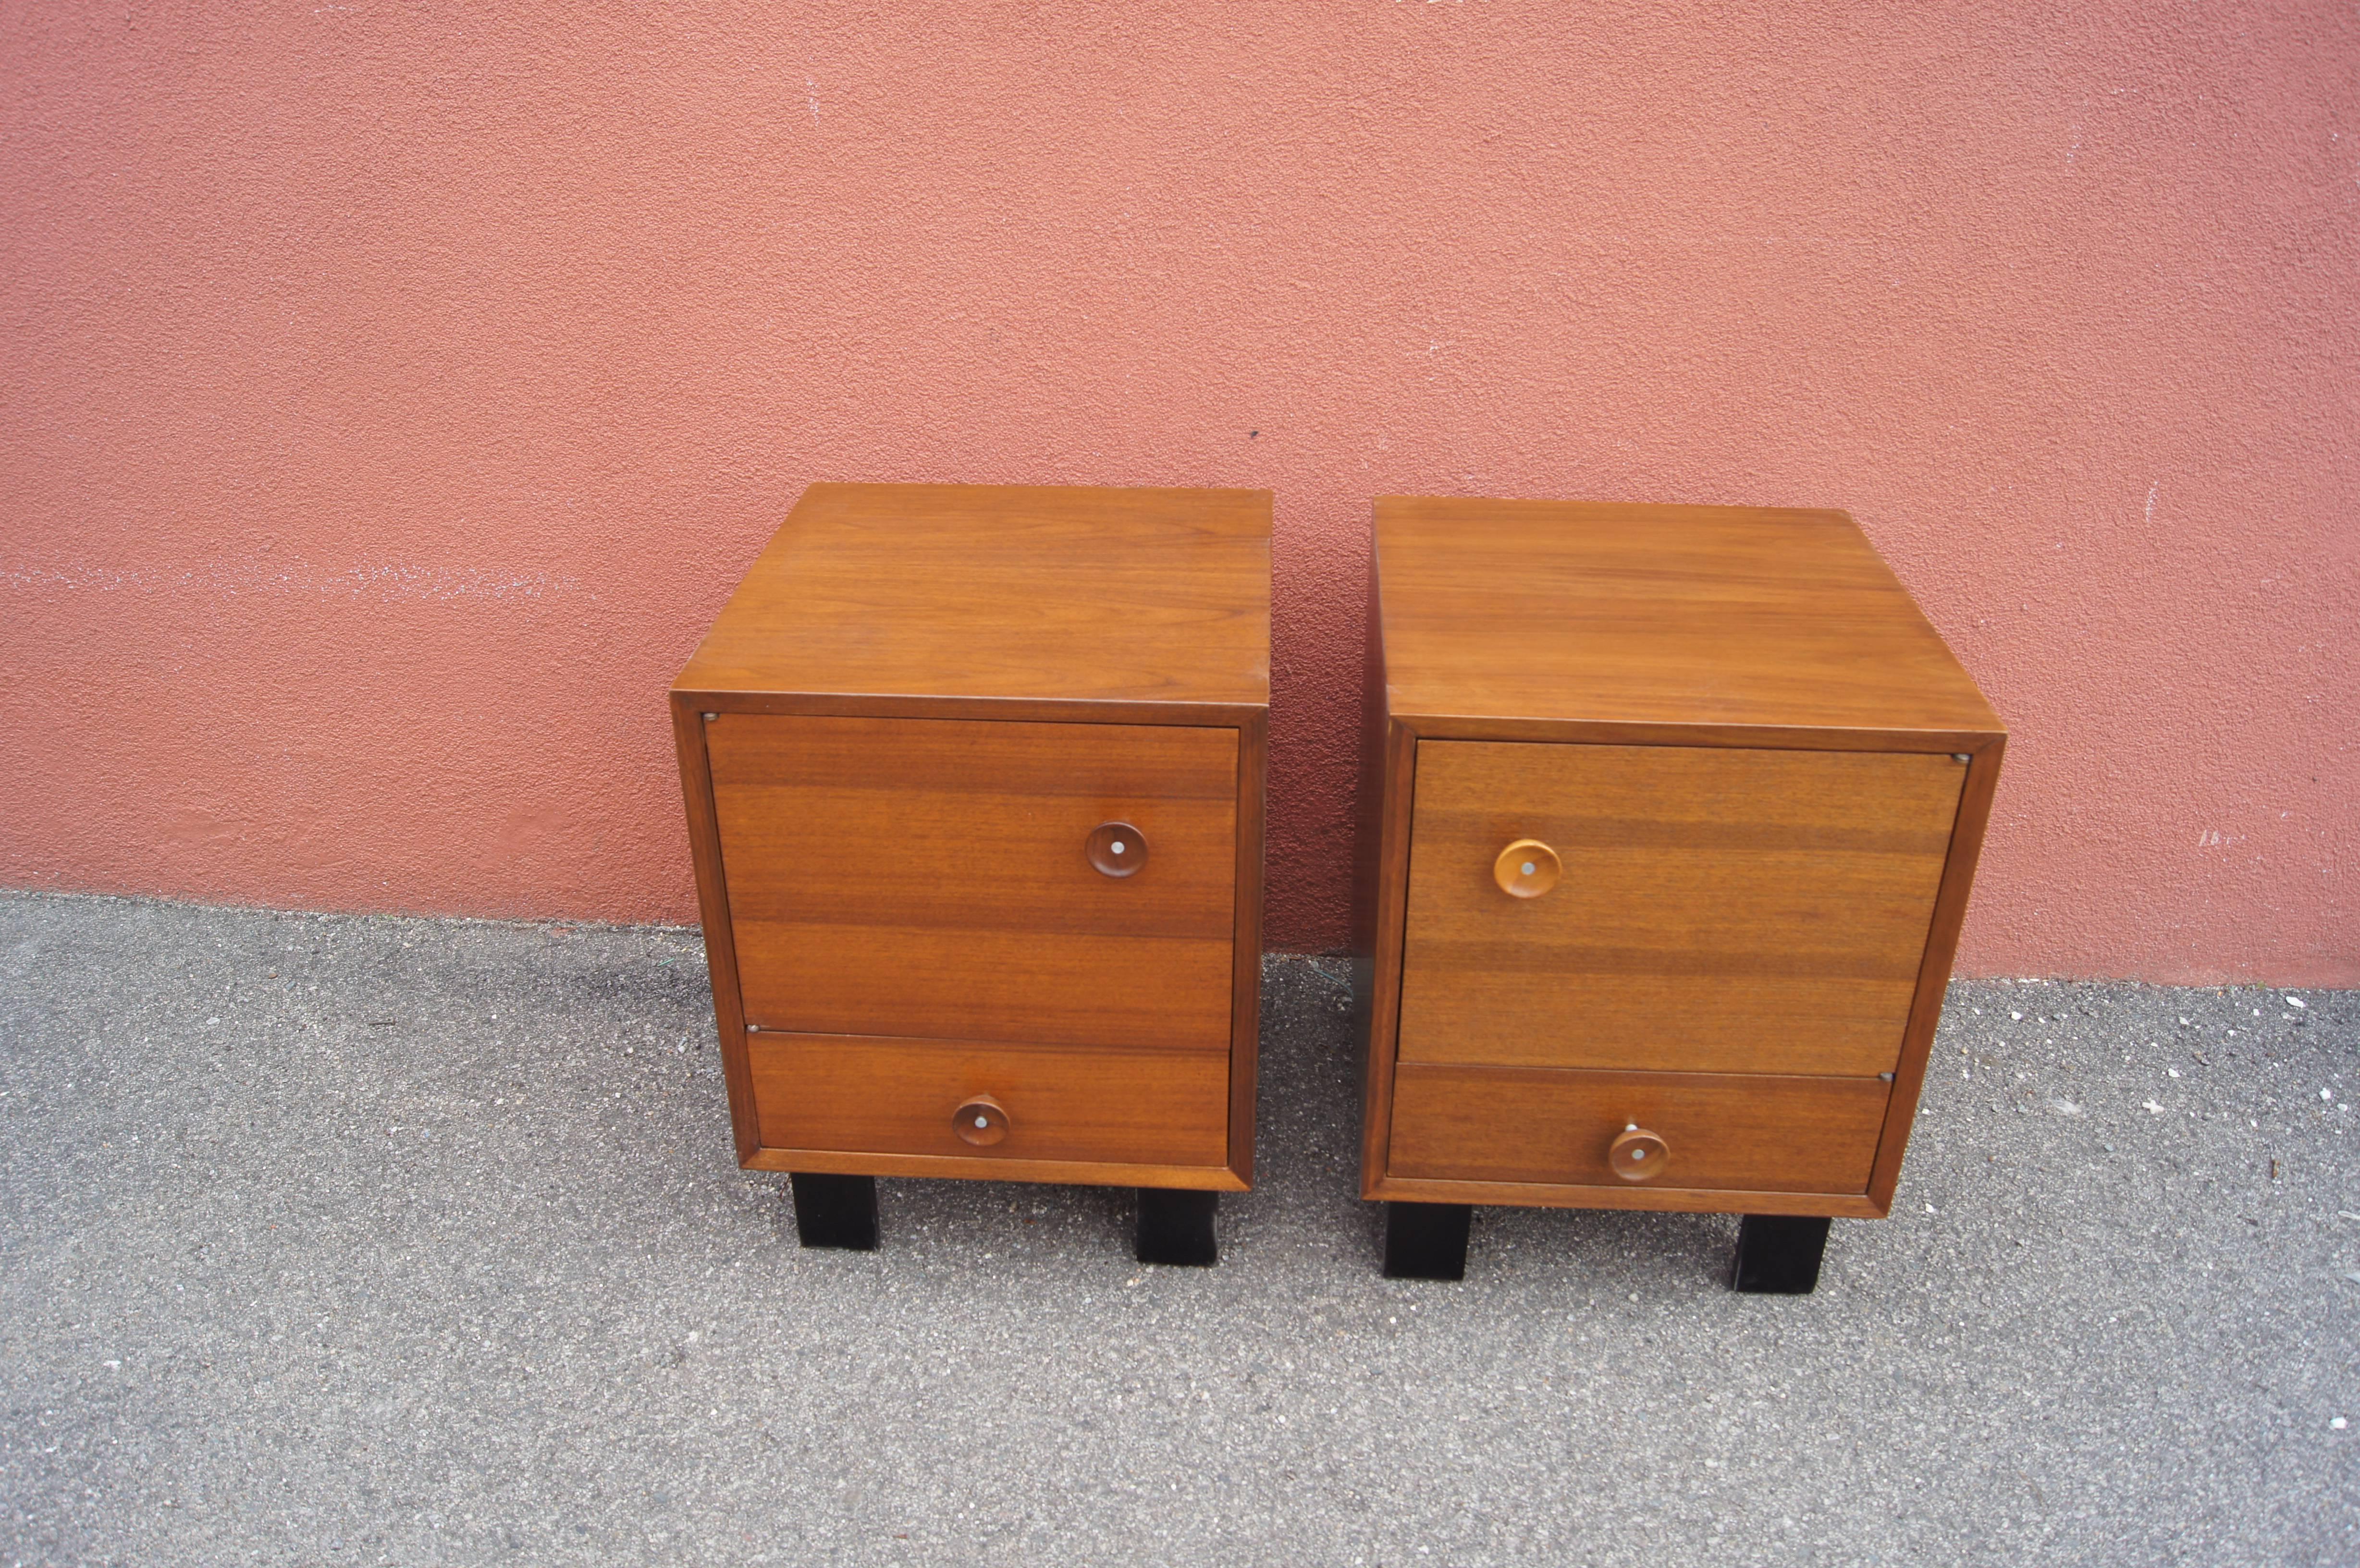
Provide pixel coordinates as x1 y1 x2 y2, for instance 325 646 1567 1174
2168 1068 2181 1078
2287 997 2308 1009
2334 1417 2348 1431
2143 1100 2165 1115
2323 1090 2335 1102
1924 1203 1938 1214
2010 1011 2023 1021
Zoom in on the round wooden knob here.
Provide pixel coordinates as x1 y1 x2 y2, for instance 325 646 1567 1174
1609 1124 1668 1182
1494 838 1561 898
954 1095 1009 1147
1086 821 1147 878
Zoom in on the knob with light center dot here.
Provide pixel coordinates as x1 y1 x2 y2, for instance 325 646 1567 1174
954 1095 1009 1147
1086 821 1148 878
1493 838 1561 898
1609 1123 1669 1182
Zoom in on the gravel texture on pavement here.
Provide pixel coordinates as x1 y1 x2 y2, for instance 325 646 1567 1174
0 891 2353 1567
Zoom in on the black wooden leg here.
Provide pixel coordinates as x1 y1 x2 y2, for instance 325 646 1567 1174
1731 1214 1830 1294
1383 1202 1471 1281
789 1173 879 1251
1135 1188 1219 1266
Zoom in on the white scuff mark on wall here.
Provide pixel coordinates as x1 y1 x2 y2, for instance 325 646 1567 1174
807 77 820 123
2144 482 2159 526
1 561 582 602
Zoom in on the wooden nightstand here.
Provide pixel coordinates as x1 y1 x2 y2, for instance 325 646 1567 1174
672 483 1269 1265
1353 497 2004 1291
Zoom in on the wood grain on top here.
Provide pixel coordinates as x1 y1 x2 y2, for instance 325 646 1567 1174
676 483 1272 708
1375 496 2001 735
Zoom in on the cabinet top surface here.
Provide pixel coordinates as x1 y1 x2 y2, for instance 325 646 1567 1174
1375 496 2003 736
676 483 1271 708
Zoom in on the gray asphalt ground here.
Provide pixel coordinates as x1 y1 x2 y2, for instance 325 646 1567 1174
0 892 2353 1567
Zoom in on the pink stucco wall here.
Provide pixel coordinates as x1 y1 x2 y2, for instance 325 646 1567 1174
3 5 2353 983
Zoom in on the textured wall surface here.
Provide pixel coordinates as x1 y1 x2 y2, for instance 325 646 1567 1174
2 4 2353 981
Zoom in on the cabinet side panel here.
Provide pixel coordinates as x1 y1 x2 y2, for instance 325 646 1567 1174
1350 562 1386 1041
1354 551 1408 1196
1357 715 1418 1199
1226 709 1267 1185
1868 736 2008 1210
670 694 759 1164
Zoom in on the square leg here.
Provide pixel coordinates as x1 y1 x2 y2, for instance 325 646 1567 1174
1135 1188 1219 1266
1731 1214 1830 1294
1382 1201 1471 1281
790 1172 880 1251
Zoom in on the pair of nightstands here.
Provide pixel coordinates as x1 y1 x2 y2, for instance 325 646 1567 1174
670 484 2002 1287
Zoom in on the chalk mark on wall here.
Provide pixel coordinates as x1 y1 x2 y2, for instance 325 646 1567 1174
2 562 582 602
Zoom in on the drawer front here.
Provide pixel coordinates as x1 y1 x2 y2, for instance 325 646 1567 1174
1389 1062 1890 1194
750 1032 1230 1168
710 714 1238 1050
1398 742 1962 1077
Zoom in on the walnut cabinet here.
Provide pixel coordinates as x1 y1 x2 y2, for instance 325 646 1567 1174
673 483 1269 1264
1353 497 2004 1291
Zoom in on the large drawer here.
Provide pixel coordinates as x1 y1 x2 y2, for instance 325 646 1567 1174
1397 741 1962 1077
709 713 1239 1051
1388 1061 1891 1194
750 1032 1230 1168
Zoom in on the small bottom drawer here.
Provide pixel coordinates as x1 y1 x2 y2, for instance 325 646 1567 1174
1389 1062 1889 1194
750 1032 1229 1169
